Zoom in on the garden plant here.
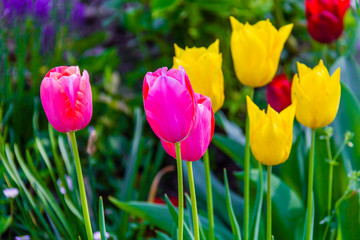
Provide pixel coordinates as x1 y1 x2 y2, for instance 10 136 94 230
0 0 360 240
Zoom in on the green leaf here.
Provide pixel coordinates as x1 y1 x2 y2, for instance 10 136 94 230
0 215 12 235
99 197 107 240
331 83 360 171
224 169 242 240
183 160 244 230
164 194 194 240
235 169 305 240
109 197 174 234
212 134 245 168
335 191 360 240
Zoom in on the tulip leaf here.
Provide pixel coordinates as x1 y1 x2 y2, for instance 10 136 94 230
183 160 244 229
335 190 360 240
235 169 305 240
279 132 306 201
224 169 242 240
212 134 245 168
331 83 360 171
331 56 360 101
109 197 174 233
312 128 348 239
0 215 12 235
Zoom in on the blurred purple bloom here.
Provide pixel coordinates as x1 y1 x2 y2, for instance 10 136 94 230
41 23 55 52
70 0 85 27
2 0 33 20
15 235 30 240
34 0 51 21
3 188 19 199
57 175 73 195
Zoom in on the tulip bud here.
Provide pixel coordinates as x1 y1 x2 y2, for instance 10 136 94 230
40 66 92 133
306 0 350 43
267 74 292 113
247 96 296 166
230 17 293 87
143 66 197 143
291 60 341 129
161 93 214 161
173 40 224 112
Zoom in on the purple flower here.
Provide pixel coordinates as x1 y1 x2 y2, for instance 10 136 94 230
57 175 73 195
15 235 30 240
2 0 33 20
93 231 110 240
34 0 51 21
41 23 56 53
3 188 19 199
70 0 85 27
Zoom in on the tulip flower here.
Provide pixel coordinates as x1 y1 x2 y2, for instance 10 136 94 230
161 93 214 162
173 40 224 112
247 96 295 166
143 66 197 144
291 60 341 129
143 66 198 240
267 74 292 113
161 93 214 240
306 0 350 43
40 66 92 133
230 17 293 88
247 96 295 240
40 66 93 240
291 60 341 240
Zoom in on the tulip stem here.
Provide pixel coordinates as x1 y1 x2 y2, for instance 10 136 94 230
186 161 200 240
69 131 93 240
175 142 184 240
306 129 316 240
244 87 254 240
325 137 334 218
204 150 214 240
267 166 272 240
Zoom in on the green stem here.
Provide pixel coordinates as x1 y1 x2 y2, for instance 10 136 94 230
69 131 93 240
244 87 254 240
306 129 316 240
204 150 214 240
325 138 334 218
175 142 184 240
187 161 199 240
267 166 272 240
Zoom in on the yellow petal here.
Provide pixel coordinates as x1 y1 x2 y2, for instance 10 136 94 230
208 39 219 53
278 23 293 44
174 44 184 58
230 16 243 31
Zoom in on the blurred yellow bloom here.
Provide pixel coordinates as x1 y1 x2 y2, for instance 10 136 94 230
291 60 341 129
230 17 293 88
173 39 224 112
247 96 296 166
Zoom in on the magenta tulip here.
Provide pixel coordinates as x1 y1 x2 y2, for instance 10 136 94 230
143 66 197 143
40 66 92 133
161 93 214 161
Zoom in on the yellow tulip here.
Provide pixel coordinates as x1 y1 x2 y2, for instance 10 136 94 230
291 60 341 129
246 96 296 166
173 39 224 112
230 17 293 88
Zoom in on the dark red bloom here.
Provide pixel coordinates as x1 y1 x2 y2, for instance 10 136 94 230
266 74 292 113
306 0 350 43
154 196 179 207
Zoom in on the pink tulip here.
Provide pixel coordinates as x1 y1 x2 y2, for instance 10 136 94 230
143 66 197 143
40 66 92 133
161 93 214 161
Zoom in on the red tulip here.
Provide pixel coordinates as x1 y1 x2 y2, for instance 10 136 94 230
40 66 92 133
143 66 197 143
266 74 292 113
161 93 214 161
306 0 350 43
